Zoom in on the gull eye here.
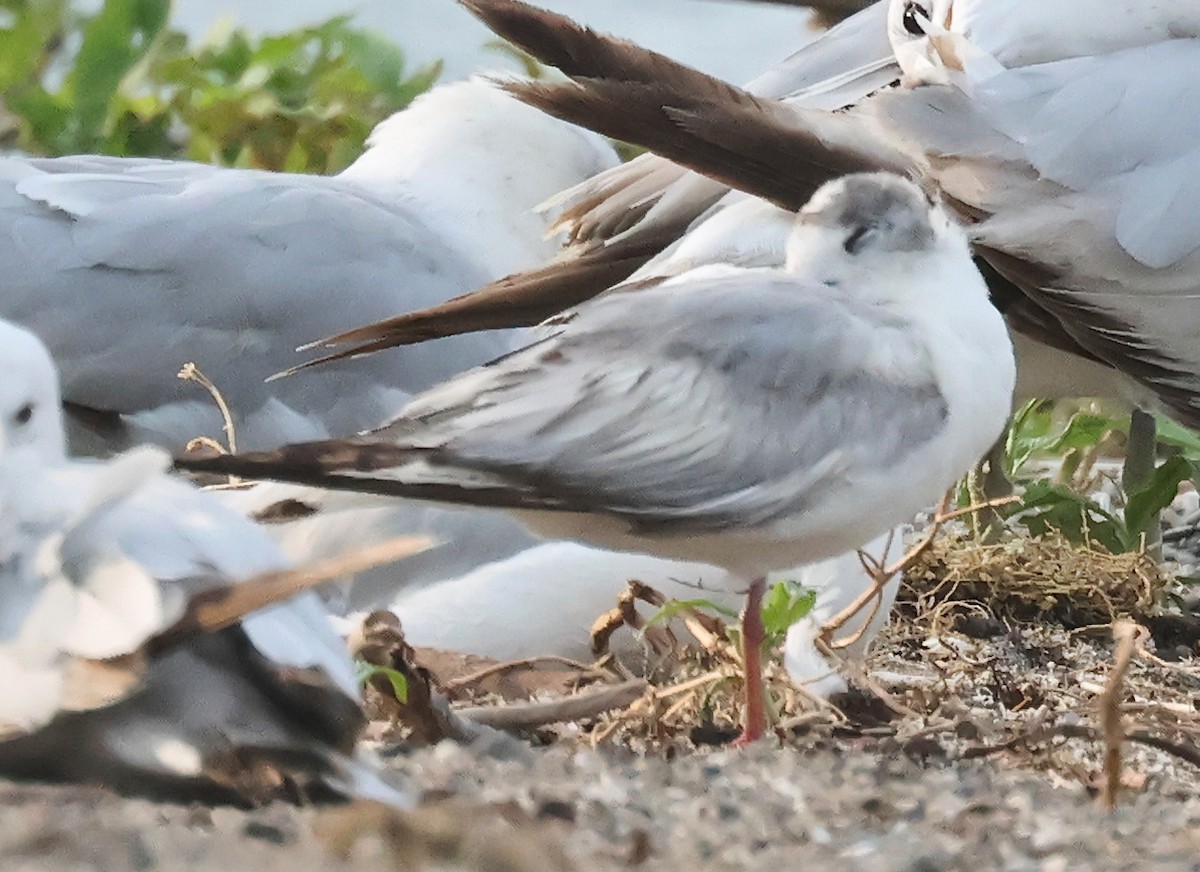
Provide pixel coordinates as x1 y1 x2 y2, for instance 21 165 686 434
902 1 929 36
13 403 33 426
843 226 872 254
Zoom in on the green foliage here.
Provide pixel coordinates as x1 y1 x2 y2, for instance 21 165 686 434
1004 400 1122 481
1 0 440 172
646 579 816 651
1014 479 1127 554
760 579 817 643
646 597 740 627
1004 400 1200 553
355 660 409 703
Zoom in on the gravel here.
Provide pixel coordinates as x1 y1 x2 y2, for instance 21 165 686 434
4 739 1199 872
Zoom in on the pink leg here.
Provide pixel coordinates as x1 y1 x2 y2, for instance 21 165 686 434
733 576 768 746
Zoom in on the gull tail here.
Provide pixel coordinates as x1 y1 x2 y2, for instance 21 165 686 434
176 441 558 513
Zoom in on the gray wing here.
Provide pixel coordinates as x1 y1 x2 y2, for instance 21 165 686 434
873 40 1200 423
0 157 517 450
182 271 948 533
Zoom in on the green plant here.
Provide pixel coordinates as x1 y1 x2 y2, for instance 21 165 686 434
1004 400 1200 552
647 578 817 650
355 659 409 703
1 0 440 172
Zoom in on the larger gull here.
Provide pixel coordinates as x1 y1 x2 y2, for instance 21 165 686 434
181 172 1017 742
0 77 616 454
311 0 1200 432
0 319 409 804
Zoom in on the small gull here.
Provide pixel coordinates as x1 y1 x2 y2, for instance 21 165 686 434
0 77 616 454
181 172 1016 741
0 319 409 804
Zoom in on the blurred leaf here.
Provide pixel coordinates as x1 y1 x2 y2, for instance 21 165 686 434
355 660 409 703
70 0 169 150
1012 480 1126 553
1123 456 1198 548
1005 400 1054 476
484 38 545 79
761 579 817 642
4 1 440 172
647 598 740 627
0 0 67 91
1155 415 1200 459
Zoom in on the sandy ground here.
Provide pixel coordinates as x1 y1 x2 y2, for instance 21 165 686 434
4 741 1200 872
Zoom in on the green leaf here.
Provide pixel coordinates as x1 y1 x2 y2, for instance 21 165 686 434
760 579 817 641
1005 400 1054 475
355 660 408 703
645 597 740 628
1154 415 1200 459
1012 480 1127 553
70 0 169 149
1123 456 1196 548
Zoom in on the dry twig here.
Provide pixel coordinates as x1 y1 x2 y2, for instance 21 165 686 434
458 680 648 729
1099 621 1144 809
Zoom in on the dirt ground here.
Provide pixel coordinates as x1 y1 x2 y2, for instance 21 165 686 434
6 526 1200 872
3 740 1199 872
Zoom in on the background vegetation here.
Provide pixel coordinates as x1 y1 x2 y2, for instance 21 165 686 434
0 0 440 172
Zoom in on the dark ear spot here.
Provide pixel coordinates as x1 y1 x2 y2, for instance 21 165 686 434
14 403 33 425
844 226 871 254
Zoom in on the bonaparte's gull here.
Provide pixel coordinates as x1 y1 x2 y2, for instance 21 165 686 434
181 173 1016 741
313 0 1200 430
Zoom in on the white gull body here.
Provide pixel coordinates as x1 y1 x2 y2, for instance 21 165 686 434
0 320 398 803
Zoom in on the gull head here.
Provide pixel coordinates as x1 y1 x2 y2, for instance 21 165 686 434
887 0 953 78
0 321 66 464
886 0 1005 82
785 172 966 289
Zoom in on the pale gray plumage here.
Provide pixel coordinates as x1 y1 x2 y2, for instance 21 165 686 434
179 172 1013 745
1 158 497 447
0 79 617 454
179 172 1011 580
392 275 948 532
869 38 1200 421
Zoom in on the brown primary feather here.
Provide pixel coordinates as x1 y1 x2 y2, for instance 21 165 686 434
460 0 731 91
507 78 895 213
977 244 1200 428
290 0 1171 426
279 0 901 371
282 220 685 369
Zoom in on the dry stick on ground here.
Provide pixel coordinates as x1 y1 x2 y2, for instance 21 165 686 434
820 493 1020 650
441 655 605 695
458 679 649 729
1099 621 1145 810
178 361 238 455
590 580 675 657
963 723 1200 772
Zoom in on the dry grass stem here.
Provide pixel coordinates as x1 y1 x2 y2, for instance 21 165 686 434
1099 621 1143 810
